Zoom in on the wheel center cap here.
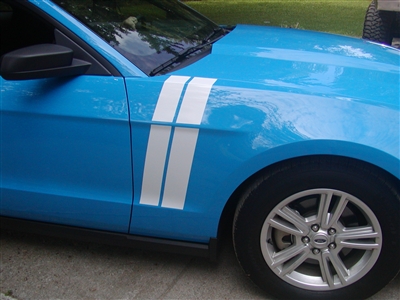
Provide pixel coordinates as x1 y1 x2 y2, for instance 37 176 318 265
312 233 329 248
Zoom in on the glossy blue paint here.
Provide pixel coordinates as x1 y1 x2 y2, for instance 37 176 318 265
126 76 224 242
126 26 399 242
0 76 133 232
173 25 399 170
1 3 399 245
176 25 399 107
127 75 399 241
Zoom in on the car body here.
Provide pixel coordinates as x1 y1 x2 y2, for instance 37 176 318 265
1 1 399 299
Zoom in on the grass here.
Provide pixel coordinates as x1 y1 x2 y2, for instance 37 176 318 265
184 0 371 37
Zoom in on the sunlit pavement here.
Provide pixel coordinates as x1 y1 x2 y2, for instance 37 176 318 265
1 229 399 300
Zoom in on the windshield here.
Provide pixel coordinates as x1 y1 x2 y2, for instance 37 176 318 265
52 0 222 75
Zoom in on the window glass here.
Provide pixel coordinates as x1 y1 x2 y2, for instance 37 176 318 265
52 0 220 75
0 1 54 58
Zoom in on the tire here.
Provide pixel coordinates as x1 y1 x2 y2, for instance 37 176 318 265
395 12 400 38
233 156 400 300
362 0 396 45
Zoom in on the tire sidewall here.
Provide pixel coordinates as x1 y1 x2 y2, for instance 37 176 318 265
233 158 400 300
363 0 396 44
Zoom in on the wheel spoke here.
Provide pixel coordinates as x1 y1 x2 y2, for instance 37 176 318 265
271 244 310 269
279 248 310 276
319 192 348 230
328 194 348 228
318 191 333 227
320 251 335 288
330 252 350 284
268 217 304 236
321 250 349 286
336 226 381 250
276 206 309 235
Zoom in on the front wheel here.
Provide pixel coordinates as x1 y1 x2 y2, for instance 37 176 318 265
233 157 400 299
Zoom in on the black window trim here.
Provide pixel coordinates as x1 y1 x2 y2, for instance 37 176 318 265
6 0 122 77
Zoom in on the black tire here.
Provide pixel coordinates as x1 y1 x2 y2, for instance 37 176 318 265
362 0 396 45
233 156 400 300
394 12 400 38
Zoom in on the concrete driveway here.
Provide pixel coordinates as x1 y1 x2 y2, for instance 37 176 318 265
1 229 399 300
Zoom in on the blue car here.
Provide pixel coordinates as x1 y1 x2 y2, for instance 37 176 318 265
1 0 399 299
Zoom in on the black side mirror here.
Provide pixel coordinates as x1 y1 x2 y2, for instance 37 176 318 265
1 44 91 80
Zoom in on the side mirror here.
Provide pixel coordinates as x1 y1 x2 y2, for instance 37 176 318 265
0 44 91 80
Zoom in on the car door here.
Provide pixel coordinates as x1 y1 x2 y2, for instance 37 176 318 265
0 1 133 233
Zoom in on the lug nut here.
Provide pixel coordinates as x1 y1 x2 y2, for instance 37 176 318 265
302 237 310 244
328 243 337 250
328 228 336 235
312 248 321 255
311 225 320 232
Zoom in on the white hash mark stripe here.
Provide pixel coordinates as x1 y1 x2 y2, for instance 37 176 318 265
140 125 172 206
152 76 190 122
139 76 189 206
161 127 199 209
161 77 217 209
140 76 217 209
177 77 218 125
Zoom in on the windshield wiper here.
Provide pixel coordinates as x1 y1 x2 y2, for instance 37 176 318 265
149 27 226 76
203 27 225 43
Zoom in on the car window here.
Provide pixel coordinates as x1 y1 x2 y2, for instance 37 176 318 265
0 1 54 59
52 0 221 75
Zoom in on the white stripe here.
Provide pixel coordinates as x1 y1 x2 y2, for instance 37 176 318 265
161 77 217 209
140 125 172 206
140 76 217 210
161 127 199 209
177 77 217 125
152 75 190 122
140 76 189 206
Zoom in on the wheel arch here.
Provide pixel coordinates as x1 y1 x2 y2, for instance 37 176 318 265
216 140 400 240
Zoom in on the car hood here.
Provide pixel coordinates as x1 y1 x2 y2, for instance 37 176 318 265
174 25 400 108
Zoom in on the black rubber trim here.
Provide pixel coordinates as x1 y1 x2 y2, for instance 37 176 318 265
13 0 122 77
0 216 218 261
54 29 110 76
